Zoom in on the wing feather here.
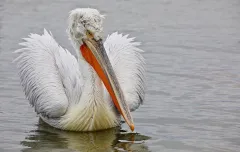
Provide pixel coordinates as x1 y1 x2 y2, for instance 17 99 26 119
104 32 145 111
14 29 83 118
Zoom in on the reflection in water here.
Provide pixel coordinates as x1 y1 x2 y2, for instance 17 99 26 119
21 119 150 152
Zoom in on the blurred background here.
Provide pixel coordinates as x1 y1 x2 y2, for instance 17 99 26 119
0 0 240 151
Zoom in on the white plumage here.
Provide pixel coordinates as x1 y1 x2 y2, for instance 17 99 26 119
104 33 145 111
14 8 145 131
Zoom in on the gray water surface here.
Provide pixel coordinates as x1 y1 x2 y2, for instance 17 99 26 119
1 0 240 152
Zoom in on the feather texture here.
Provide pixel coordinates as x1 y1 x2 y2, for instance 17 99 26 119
104 32 145 111
14 30 145 131
14 29 83 118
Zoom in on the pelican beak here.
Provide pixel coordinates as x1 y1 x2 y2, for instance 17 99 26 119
80 37 134 131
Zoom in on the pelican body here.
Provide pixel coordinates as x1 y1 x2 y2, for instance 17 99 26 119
14 8 145 131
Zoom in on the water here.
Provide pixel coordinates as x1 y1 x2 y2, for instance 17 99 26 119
0 0 240 151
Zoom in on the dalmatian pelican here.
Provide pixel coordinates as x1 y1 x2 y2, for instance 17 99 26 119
14 8 145 131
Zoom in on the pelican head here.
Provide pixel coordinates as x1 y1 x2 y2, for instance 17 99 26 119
67 8 134 131
67 8 104 45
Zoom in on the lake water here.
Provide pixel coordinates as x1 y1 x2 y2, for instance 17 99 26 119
0 0 240 151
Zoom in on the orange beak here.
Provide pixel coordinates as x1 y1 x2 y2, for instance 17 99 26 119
80 38 134 131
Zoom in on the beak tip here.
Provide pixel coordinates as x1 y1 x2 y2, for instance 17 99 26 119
130 124 135 131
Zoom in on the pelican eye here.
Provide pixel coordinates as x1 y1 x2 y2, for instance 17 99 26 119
86 30 94 39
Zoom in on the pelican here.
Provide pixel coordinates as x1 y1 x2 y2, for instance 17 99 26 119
14 8 145 131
